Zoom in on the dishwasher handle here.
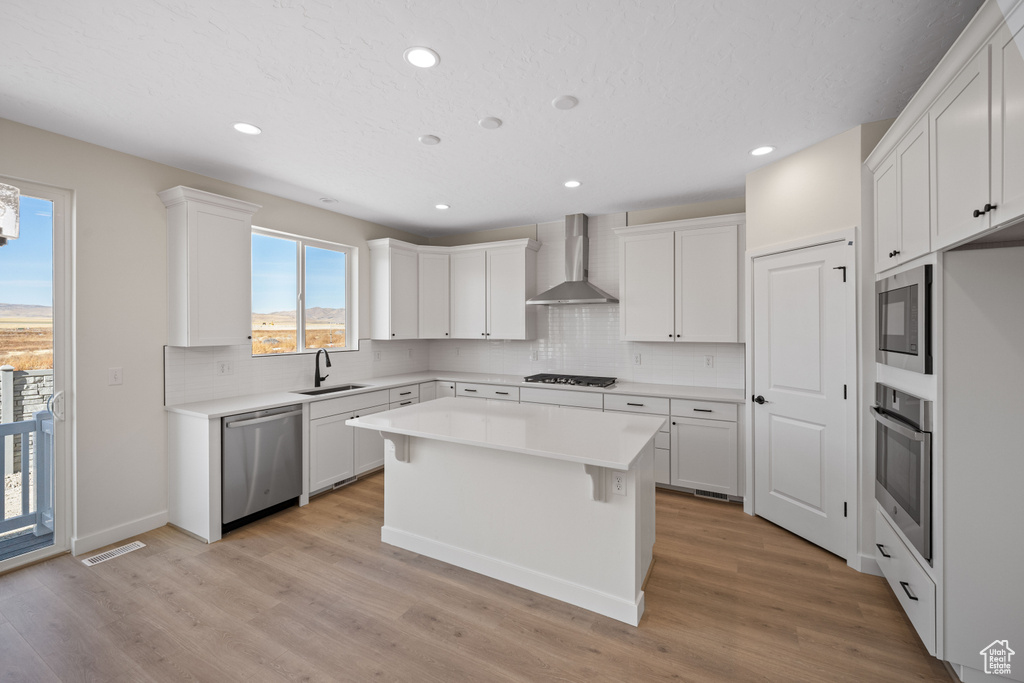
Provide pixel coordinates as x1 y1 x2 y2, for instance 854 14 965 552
225 409 303 429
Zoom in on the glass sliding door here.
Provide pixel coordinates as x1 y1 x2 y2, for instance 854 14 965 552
0 178 70 569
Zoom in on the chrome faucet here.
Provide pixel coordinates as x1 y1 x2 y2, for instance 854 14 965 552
314 348 332 387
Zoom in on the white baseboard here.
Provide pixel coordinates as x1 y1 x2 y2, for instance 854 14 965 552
850 552 882 576
381 526 643 626
71 510 168 556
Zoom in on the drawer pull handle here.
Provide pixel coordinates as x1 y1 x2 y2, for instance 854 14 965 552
464 389 477 393
875 543 891 558
899 581 919 601
496 391 509 395
692 408 713 413
626 402 644 407
399 391 412 396
400 401 413 406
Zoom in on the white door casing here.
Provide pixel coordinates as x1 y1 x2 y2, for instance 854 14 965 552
752 239 850 560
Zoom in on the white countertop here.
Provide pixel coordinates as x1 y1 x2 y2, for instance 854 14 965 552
165 370 745 419
346 397 665 470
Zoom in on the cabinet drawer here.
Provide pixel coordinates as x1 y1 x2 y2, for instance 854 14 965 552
520 387 603 409
309 389 389 420
671 399 737 422
390 398 419 410
389 385 419 403
456 383 519 401
875 508 936 655
603 394 669 415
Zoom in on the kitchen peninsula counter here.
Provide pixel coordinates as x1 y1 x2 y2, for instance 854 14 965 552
347 397 663 625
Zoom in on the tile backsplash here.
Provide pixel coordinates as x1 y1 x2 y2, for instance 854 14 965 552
164 339 430 405
165 210 745 405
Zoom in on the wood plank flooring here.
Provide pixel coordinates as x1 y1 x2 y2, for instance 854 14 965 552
0 473 952 682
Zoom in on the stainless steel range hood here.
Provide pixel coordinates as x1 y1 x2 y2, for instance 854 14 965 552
527 214 618 305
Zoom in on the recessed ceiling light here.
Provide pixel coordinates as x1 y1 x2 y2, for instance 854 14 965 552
233 122 262 135
404 47 440 68
435 204 450 210
418 134 441 145
479 117 503 130
318 198 338 204
552 95 579 110
564 180 581 188
750 145 776 156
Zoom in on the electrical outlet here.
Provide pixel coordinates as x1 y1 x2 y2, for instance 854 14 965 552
455 347 461 356
530 350 538 361
633 353 642 366
216 360 233 376
612 472 626 496
374 351 381 361
108 367 123 386
704 355 714 368
408 348 413 358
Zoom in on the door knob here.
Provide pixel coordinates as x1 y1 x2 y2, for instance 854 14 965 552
752 395 767 405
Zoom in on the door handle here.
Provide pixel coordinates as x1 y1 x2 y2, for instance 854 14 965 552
752 395 767 405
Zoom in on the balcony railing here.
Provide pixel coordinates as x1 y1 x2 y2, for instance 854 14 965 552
1 411 54 541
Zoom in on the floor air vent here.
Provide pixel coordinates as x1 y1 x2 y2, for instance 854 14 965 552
694 489 729 502
81 540 146 566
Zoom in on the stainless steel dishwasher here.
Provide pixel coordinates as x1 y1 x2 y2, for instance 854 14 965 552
222 404 303 533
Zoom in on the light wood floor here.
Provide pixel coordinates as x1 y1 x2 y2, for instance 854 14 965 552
0 472 951 682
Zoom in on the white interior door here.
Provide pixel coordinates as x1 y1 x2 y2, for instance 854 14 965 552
752 240 849 559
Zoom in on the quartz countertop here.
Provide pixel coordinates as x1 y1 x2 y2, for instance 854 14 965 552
347 397 665 470
165 370 745 419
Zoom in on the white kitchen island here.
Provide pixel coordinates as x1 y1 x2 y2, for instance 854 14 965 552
346 396 664 625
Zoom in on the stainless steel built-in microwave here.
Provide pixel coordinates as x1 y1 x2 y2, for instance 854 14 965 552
876 264 932 374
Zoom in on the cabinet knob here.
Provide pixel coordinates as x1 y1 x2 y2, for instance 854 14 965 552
985 203 997 213
669 334 673 338
889 250 900 258
445 333 449 336
973 208 983 218
392 333 396 337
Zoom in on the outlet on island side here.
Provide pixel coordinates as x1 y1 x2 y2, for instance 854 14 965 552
704 355 714 368
612 472 626 496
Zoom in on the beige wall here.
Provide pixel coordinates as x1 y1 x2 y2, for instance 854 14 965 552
0 117 420 550
428 224 537 247
627 197 745 226
745 120 892 251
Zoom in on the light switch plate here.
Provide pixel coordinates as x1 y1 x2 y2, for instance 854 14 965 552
108 367 123 386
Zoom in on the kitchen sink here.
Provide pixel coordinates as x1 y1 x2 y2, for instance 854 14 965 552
294 384 368 396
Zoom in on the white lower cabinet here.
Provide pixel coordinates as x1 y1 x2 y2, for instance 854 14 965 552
353 405 388 475
604 394 671 486
875 507 936 655
308 390 389 492
436 381 456 398
419 381 438 402
455 383 519 401
669 399 738 496
309 411 357 492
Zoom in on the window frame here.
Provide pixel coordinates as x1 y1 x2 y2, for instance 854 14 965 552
251 226 355 356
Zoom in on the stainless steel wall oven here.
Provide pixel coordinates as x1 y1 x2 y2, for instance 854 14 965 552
871 382 933 563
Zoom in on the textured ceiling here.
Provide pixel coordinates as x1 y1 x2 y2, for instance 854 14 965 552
1 0 983 235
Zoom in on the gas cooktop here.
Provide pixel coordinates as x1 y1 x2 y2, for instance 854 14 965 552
523 373 617 388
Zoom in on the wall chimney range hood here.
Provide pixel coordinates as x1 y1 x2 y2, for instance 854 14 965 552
527 214 618 305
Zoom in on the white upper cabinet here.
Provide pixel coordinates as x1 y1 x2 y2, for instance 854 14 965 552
874 118 931 272
992 10 1024 227
159 186 260 347
418 251 450 339
368 240 418 340
675 226 738 342
450 241 538 340
486 245 536 340
868 1 1024 257
371 238 537 341
619 232 675 341
616 215 742 343
930 48 993 250
450 249 487 339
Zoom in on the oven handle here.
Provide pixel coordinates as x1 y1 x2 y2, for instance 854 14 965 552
870 406 927 441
